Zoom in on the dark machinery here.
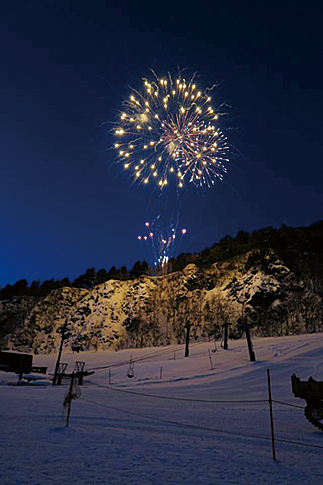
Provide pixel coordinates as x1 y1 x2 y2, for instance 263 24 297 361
291 374 323 431
0 351 47 379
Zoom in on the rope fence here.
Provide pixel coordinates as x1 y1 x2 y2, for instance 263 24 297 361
76 392 323 452
77 396 272 443
65 370 323 459
87 379 267 403
272 399 305 409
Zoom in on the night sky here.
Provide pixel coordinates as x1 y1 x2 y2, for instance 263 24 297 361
1 1 322 286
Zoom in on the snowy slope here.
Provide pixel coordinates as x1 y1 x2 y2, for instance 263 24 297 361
1 333 323 484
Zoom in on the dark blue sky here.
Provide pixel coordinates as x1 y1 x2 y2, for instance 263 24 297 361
1 1 322 286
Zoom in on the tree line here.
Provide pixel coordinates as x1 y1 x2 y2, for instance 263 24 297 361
0 261 149 300
1 220 322 301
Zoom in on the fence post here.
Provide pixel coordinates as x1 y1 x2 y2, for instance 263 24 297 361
66 373 75 428
109 369 112 384
267 368 276 460
160 366 163 380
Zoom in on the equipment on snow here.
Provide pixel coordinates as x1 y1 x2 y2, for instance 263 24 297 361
291 374 323 431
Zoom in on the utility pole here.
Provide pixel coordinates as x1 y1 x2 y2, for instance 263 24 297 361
245 323 256 362
185 323 191 357
52 291 88 385
53 322 67 385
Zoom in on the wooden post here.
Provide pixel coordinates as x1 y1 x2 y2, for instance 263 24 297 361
185 323 190 357
208 349 213 370
245 324 256 362
66 373 75 428
267 369 276 461
109 369 112 384
223 322 229 350
160 366 163 380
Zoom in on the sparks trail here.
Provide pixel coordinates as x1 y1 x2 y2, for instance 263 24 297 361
138 214 187 271
113 72 230 191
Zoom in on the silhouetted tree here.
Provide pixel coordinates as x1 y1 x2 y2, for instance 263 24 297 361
117 266 129 280
12 279 29 296
107 266 117 278
0 284 13 300
96 269 109 285
29 280 41 297
196 248 212 269
171 253 195 272
73 268 96 288
39 279 57 296
60 277 71 287
130 261 148 279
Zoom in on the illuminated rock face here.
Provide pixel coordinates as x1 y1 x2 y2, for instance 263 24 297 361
0 250 322 353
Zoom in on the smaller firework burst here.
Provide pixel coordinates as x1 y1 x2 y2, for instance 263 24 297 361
138 216 187 273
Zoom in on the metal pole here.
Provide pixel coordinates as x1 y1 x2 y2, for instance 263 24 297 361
267 369 276 461
66 373 75 428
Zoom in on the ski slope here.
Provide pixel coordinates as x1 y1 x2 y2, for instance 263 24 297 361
1 333 323 484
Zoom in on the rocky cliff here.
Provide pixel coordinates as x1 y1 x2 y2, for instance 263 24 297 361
1 247 322 353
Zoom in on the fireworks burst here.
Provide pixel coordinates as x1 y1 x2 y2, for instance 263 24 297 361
138 216 187 272
114 72 229 189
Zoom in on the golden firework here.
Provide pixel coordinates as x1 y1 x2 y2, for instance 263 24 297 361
114 73 229 189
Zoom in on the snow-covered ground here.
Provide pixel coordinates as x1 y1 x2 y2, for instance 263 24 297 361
1 333 323 484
